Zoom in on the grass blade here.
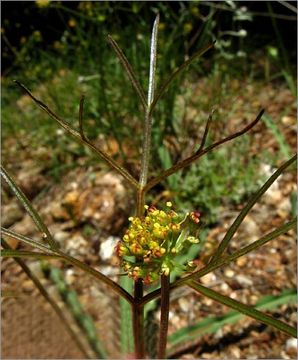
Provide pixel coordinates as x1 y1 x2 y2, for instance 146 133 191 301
210 154 297 264
187 281 297 338
262 113 291 159
119 276 134 357
48 266 108 358
168 289 297 348
1 165 59 250
107 35 147 110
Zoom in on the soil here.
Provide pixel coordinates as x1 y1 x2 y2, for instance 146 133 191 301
1 80 297 359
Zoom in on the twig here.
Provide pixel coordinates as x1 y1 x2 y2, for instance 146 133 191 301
144 109 265 192
78 94 87 141
158 274 170 359
14 80 139 189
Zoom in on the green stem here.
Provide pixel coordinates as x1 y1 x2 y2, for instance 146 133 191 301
136 188 145 216
133 278 145 358
139 14 159 188
158 274 170 359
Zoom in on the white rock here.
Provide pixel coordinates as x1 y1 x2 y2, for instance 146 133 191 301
178 298 190 313
100 236 120 261
235 274 253 286
286 337 297 351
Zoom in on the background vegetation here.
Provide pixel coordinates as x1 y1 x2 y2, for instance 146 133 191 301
2 1 296 224
1 2 297 359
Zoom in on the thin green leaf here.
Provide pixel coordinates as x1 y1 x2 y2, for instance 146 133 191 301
139 14 160 188
168 289 297 348
1 248 61 260
149 41 215 115
176 218 296 285
140 218 296 305
210 154 297 264
1 241 134 304
13 81 139 189
120 276 134 356
263 114 291 159
147 13 159 107
107 35 147 110
187 281 297 338
1 239 92 359
1 227 54 253
1 165 59 250
144 109 265 192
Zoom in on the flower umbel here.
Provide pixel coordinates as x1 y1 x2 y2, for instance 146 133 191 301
116 203 201 284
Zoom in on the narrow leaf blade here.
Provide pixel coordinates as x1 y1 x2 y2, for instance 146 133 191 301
210 154 297 263
1 227 54 253
168 289 297 348
107 35 147 109
188 281 297 337
1 165 59 250
150 41 215 114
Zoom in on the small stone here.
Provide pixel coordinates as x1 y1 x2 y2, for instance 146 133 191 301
230 346 241 358
178 298 190 313
99 236 120 261
236 257 247 267
54 231 70 246
220 283 230 292
22 280 34 292
224 269 235 278
65 269 76 285
286 338 297 352
282 116 295 126
235 274 253 286
1 202 23 228
200 272 216 284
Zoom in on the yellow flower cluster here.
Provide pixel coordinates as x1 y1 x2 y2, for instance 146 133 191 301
116 203 200 284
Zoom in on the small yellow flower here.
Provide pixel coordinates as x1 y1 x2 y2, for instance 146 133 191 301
158 23 166 31
116 203 201 283
68 18 77 28
35 0 50 8
183 23 193 34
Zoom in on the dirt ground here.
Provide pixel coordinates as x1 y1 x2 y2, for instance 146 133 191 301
1 80 297 359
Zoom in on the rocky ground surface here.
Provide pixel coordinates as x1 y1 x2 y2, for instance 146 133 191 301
1 80 297 359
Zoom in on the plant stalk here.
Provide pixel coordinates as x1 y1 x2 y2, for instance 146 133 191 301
139 14 159 188
133 278 145 358
158 274 170 359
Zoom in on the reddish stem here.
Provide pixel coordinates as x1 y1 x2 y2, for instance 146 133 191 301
133 278 145 358
158 274 170 359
